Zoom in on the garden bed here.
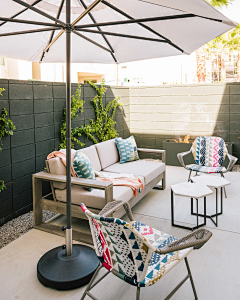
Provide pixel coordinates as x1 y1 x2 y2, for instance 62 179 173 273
0 210 56 249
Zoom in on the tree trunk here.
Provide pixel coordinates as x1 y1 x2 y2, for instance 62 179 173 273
220 52 226 82
196 46 206 83
237 48 240 82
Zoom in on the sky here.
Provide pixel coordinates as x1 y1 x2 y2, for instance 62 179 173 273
220 0 240 24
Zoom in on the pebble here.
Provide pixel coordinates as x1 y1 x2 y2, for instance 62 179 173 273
0 210 56 249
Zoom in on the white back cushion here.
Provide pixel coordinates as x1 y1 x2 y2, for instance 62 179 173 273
80 145 102 172
47 157 67 189
95 139 119 169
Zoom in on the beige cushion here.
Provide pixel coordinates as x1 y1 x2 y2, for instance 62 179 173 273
95 139 119 169
103 160 165 185
80 145 101 172
55 184 134 209
47 157 67 189
59 148 76 160
47 149 76 189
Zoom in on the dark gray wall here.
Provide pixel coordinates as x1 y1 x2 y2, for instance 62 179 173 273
0 79 129 226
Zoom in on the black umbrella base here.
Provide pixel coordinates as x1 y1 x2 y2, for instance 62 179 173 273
37 244 99 290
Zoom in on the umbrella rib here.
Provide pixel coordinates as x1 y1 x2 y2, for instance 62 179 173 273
0 0 43 27
0 27 60 38
101 0 184 53
72 0 103 27
42 30 66 53
40 0 65 63
74 14 199 29
72 30 113 53
75 28 168 43
12 0 67 27
78 0 117 63
0 17 63 28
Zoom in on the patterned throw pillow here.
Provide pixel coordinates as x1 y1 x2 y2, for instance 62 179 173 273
115 136 139 164
73 151 95 191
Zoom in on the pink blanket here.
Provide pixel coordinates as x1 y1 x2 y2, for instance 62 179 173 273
47 151 77 177
97 178 144 197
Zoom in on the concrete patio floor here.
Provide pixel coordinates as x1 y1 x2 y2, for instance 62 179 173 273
0 166 239 300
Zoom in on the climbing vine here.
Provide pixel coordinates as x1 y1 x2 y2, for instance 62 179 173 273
59 79 123 149
59 84 85 149
0 88 16 192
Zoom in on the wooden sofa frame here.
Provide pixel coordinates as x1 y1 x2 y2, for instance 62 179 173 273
33 148 166 244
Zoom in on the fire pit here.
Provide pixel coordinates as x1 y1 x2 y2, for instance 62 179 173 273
174 135 192 144
163 137 233 168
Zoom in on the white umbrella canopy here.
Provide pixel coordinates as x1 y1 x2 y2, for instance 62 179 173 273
0 0 236 63
0 0 236 291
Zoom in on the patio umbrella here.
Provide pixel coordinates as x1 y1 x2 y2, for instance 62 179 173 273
0 0 236 290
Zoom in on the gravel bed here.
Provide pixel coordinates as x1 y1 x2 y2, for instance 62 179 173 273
0 210 56 249
232 164 240 172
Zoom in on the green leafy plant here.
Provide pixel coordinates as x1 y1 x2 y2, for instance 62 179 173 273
59 79 123 149
0 180 6 192
0 88 16 192
79 79 123 144
0 108 16 151
59 84 85 149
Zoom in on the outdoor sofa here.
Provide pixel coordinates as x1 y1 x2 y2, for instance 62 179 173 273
33 138 166 244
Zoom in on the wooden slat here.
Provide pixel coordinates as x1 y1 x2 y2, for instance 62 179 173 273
41 198 100 219
33 171 113 190
33 177 42 226
137 147 166 163
35 223 94 245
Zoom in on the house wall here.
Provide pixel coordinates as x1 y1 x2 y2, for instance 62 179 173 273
0 79 129 226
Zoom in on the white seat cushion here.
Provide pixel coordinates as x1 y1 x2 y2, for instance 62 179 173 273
103 160 165 185
55 184 134 210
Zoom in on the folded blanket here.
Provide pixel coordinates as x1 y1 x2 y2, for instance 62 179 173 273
47 151 77 177
97 177 144 197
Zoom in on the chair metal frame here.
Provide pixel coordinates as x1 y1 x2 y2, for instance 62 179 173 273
177 138 238 198
80 200 212 300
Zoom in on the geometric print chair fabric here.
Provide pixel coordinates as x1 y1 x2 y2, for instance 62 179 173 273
186 136 228 174
80 203 192 288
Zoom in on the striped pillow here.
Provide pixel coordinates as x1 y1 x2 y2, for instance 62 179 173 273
73 151 95 191
115 136 139 164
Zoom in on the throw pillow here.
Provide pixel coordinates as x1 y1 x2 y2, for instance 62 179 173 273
115 136 139 164
73 150 95 191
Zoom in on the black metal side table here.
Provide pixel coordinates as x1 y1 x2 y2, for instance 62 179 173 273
171 182 213 231
190 175 230 227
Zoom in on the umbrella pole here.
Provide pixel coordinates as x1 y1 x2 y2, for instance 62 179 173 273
36 0 99 290
65 0 72 257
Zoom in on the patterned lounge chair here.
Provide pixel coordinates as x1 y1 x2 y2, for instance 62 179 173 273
177 136 238 197
80 201 212 300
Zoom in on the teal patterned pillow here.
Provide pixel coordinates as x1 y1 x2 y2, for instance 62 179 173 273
115 136 139 164
73 151 95 191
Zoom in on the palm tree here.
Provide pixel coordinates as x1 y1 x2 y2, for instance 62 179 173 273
206 24 240 82
227 24 240 82
196 0 234 83
206 34 229 82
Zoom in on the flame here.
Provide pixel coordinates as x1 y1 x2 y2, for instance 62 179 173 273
174 135 191 143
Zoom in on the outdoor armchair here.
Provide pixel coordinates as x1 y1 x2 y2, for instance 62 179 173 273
80 200 212 300
177 136 238 197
